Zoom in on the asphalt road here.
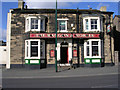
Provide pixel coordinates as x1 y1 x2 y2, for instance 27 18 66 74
2 74 118 88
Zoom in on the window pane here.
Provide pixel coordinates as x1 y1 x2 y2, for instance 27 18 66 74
35 19 38 24
87 41 89 45
31 18 38 29
92 46 99 56
59 21 65 30
31 46 38 57
40 51 43 57
31 25 34 29
27 19 29 30
35 25 38 29
87 46 89 56
91 19 97 30
95 25 97 29
86 19 88 24
41 19 43 30
91 20 94 24
92 41 98 45
91 25 94 29
27 46 28 57
31 41 38 45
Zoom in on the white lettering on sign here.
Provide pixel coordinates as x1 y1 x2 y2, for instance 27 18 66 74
30 33 100 38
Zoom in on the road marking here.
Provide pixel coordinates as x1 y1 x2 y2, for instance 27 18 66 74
91 84 118 88
2 73 118 79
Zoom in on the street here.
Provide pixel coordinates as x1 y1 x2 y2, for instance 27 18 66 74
2 74 118 88
2 65 118 88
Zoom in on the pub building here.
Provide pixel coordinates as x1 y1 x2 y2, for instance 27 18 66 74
6 0 115 69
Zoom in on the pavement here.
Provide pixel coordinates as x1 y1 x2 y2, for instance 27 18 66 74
2 65 118 79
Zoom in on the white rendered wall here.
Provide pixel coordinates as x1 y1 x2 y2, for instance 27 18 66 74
0 46 7 64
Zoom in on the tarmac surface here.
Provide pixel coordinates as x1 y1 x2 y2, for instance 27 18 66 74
1 65 119 89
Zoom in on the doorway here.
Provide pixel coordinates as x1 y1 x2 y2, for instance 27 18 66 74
60 42 68 64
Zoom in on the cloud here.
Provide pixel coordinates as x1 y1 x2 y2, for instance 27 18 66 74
2 29 6 41
0 28 6 41
25 0 72 9
97 3 110 10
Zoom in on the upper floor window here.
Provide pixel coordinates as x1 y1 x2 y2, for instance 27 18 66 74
57 18 68 32
25 16 45 32
83 17 100 32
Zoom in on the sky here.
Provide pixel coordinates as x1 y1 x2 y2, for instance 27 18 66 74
0 0 120 42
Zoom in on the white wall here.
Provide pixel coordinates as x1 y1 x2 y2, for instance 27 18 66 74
0 46 7 64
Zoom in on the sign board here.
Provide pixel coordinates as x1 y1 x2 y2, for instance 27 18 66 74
50 50 55 57
30 33 100 38
73 50 77 57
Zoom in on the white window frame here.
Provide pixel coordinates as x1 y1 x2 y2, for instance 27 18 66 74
25 16 45 32
83 17 101 32
57 18 68 32
84 39 101 58
25 39 45 59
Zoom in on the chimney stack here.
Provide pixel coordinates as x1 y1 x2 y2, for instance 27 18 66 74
18 0 25 9
100 6 106 11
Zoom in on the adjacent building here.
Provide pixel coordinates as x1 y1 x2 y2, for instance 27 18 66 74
113 15 120 65
6 0 115 69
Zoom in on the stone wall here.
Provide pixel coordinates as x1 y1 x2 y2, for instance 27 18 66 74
10 10 115 65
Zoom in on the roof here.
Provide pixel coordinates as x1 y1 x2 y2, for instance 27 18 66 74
11 8 114 15
113 15 120 20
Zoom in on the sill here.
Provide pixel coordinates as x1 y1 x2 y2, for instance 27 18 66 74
84 56 101 58
84 30 101 32
59 30 68 33
25 57 40 59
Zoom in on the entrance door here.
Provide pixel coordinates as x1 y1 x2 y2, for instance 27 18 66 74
60 42 68 64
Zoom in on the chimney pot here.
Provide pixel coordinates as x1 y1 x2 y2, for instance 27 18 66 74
100 6 106 11
18 0 25 9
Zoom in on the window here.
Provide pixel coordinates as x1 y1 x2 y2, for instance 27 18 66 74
91 19 97 29
31 41 38 57
83 17 100 32
92 41 99 56
25 16 45 32
85 19 89 30
84 39 102 58
86 41 90 56
25 39 45 59
57 18 68 32
31 18 38 29
40 40 45 58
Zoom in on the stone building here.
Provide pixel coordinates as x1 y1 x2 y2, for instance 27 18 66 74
6 0 115 69
113 15 120 65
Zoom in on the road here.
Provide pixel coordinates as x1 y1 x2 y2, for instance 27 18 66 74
2 74 118 88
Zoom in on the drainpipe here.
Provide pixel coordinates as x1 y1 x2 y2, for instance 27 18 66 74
77 8 80 67
109 14 114 65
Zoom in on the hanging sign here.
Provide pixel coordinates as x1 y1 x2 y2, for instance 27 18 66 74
73 50 77 57
107 24 111 33
50 50 55 57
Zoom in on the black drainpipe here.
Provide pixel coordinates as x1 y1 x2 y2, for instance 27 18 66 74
77 8 80 67
109 14 114 65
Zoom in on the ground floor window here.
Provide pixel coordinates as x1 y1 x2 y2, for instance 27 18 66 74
84 39 103 58
25 39 45 59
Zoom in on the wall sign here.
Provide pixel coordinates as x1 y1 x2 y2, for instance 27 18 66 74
30 33 100 38
50 50 55 57
73 50 77 57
